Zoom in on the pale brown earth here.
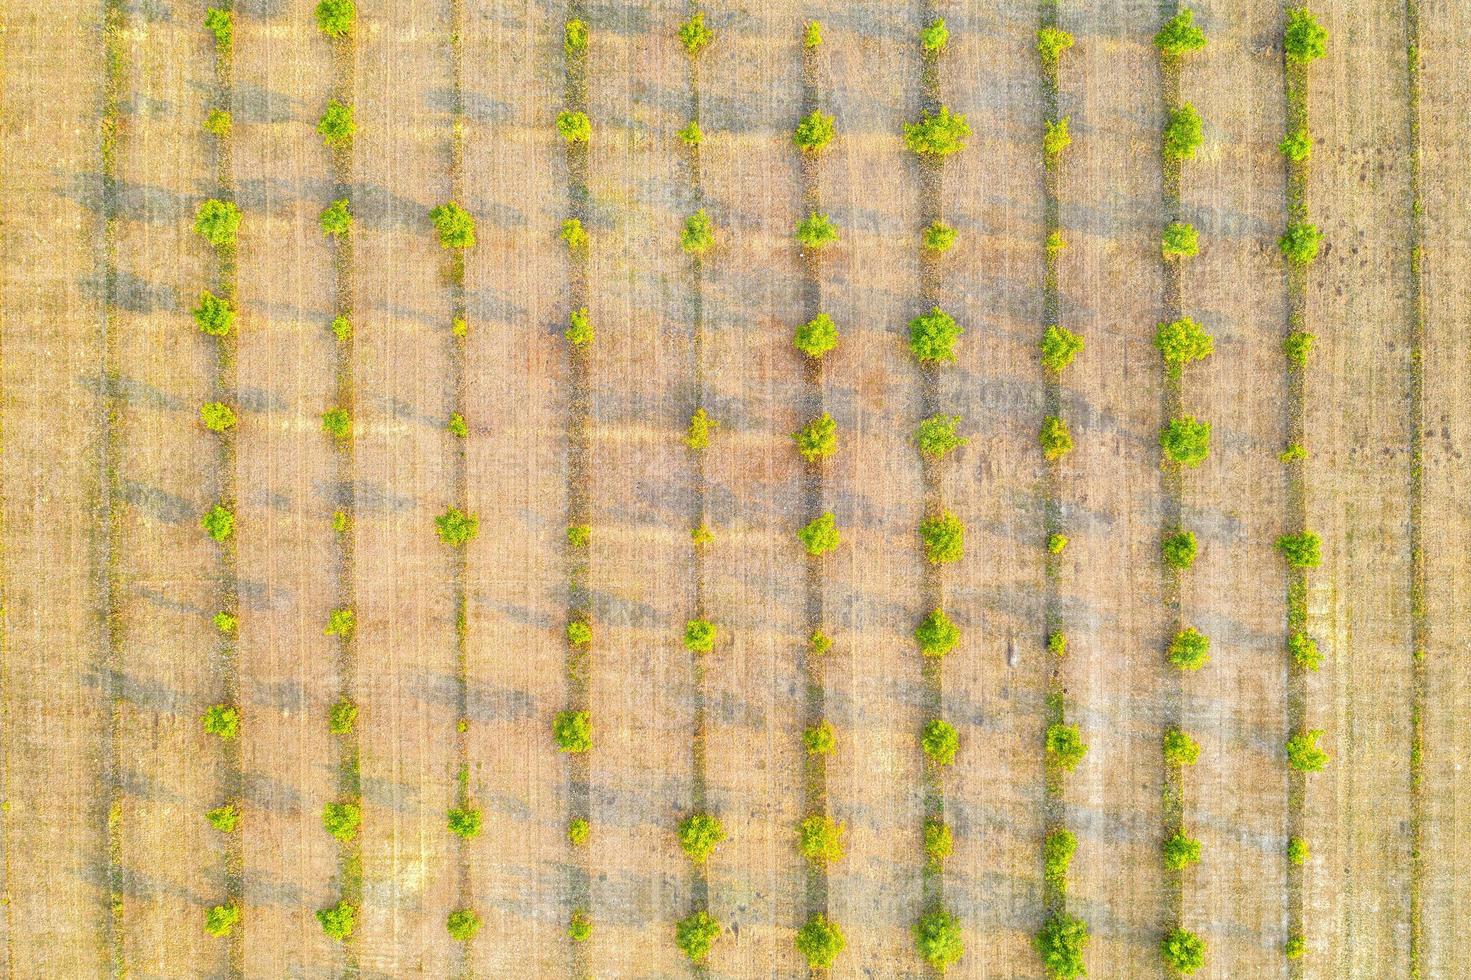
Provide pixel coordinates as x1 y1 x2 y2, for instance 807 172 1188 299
3 1 1469 978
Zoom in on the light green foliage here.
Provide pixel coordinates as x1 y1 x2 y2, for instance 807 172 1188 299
1280 222 1322 265
204 902 240 938
1048 632 1067 657
904 106 971 157
563 18 589 55
795 914 845 968
435 507 479 546
1163 103 1203 161
916 414 967 459
685 407 713 450
1155 316 1213 364
567 817 590 846
803 719 836 756
566 620 592 647
1036 26 1075 68
913 907 964 970
332 316 351 342
681 209 714 255
447 805 483 839
193 288 236 335
798 512 841 556
921 719 959 766
331 510 351 534
1163 828 1202 870
1160 927 1206 974
684 618 717 654
315 0 356 38
447 908 482 942
317 900 357 942
923 220 958 252
678 12 714 57
1043 117 1072 160
1289 631 1322 671
675 910 721 963
924 818 954 867
553 710 592 753
908 306 964 363
793 412 838 462
1284 7 1328 63
1035 912 1089 980
1040 325 1083 372
1043 827 1077 886
793 110 836 153
322 801 361 842
794 313 839 358
1162 530 1198 569
452 317 468 337
560 217 589 251
201 504 235 543
323 608 355 638
796 212 839 250
200 402 237 432
803 20 823 48
919 511 964 565
202 704 240 740
677 812 726 863
1048 533 1068 555
677 120 704 147
194 199 241 247
429 202 476 249
1168 627 1211 671
1276 530 1322 567
1040 415 1073 461
915 607 960 658
321 407 351 439
1163 728 1201 766
204 8 233 49
447 413 467 438
1160 416 1211 467
1284 330 1315 368
319 198 352 236
1046 723 1087 771
317 100 355 147
213 607 234 633
691 523 714 547
567 524 591 548
1154 8 1207 55
568 910 593 943
566 306 593 346
204 109 232 137
556 110 590 144
1287 836 1309 865
1285 729 1329 771
809 630 832 656
206 805 240 833
1280 128 1313 162
1285 933 1306 960
1161 221 1199 259
329 699 357 735
797 814 845 864
1047 230 1067 257
920 17 949 53
1280 443 1307 463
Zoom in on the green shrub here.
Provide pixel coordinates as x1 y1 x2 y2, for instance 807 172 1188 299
793 412 837 462
1154 8 1207 55
691 523 714 547
446 908 482 942
322 801 361 842
685 407 714 449
193 290 235 336
318 100 355 147
1287 836 1309 865
1163 104 1203 161
795 913 846 968
200 402 237 432
1284 330 1315 368
919 511 964 565
1276 530 1321 567
211 610 235 631
332 316 352 342
803 719 836 756
1168 627 1211 671
567 817 590 845
1043 827 1076 886
206 805 240 833
429 202 476 249
435 507 479 546
319 198 352 236
1159 927 1206 974
1037 26 1075 68
1162 530 1198 569
793 110 836 153
315 0 355 38
798 512 841 556
920 17 949 53
921 718 959 766
1047 230 1067 257
803 20 822 48
323 608 355 638
202 704 240 739
567 524 591 548
1284 7 1328 63
560 217 589 251
556 110 591 144
675 910 721 963
797 813 845 863
1046 723 1087 772
566 306 594 346
1289 631 1322 671
681 209 714 255
1035 912 1089 980
447 805 483 839
204 8 233 49
1279 222 1322 265
904 106 971 157
1040 415 1073 461
678 12 713 56
1160 416 1210 467
796 212 839 250
568 910 592 942
194 199 241 247
677 120 704 147
809 630 832 656
916 414 967 459
1161 221 1199 259
924 818 953 867
566 620 592 647
321 407 351 439
1285 729 1328 771
201 504 235 543
1048 632 1067 656
1163 728 1200 766
908 307 963 363
447 412 467 438
204 902 240 938
1280 128 1313 162
913 907 964 970
1280 443 1307 463
1155 316 1213 364
1040 325 1083 372
204 109 232 137
677 812 726 863
329 699 358 735
1285 933 1306 960
563 18 589 55
1043 117 1072 160
923 220 958 252
553 710 592 753
915 607 960 658
331 509 351 534
1047 534 1068 555
452 317 468 337
317 900 357 942
794 313 838 358
1163 828 1201 870
684 618 717 654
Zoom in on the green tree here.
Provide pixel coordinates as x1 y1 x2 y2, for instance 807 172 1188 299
924 818 954 868
1276 530 1322 567
200 402 237 432
1046 723 1087 772
1040 415 1073 461
1285 933 1306 959
435 507 479 546
447 805 483 839
1154 8 1207 55
804 719 836 756
1287 836 1309 865
1043 827 1076 887
677 120 704 147
206 804 240 833
204 109 232 137
1279 222 1322 265
1043 118 1072 161
561 217 589 251
914 907 964 970
803 21 823 49
1284 7 1328 63
1289 631 1322 671
793 412 838 462
563 18 589 55
675 910 721 962
1284 330 1315 368
553 710 592 753
794 313 838 358
202 704 240 740
319 198 352 236
916 414 967 458
317 900 357 942
1285 729 1328 771
566 307 594 346
681 209 715 255
1280 128 1313 162
797 813 845 864
922 719 959 766
446 908 482 942
556 110 591 144
798 512 841 556
924 220 958 252
568 910 593 942
915 608 961 658
1161 221 1199 259
567 817 590 846
1155 316 1213 364
1040 325 1083 372
1160 927 1206 974
194 199 241 247
796 212 839 250
1160 416 1210 467
318 99 355 147
429 202 476 249
678 12 713 57
329 699 357 735
685 407 713 450
566 620 592 647
905 106 971 157
315 0 355 38
909 307 964 363
1035 912 1089 980
919 511 964 565
1163 828 1201 870
201 504 235 543
1036 26 1075 69
204 902 241 938
1162 530 1198 569
322 801 361 842
920 17 949 53
1168 627 1211 671
793 110 836 153
684 618 717 654
677 812 726 863
323 608 355 638
1163 728 1200 766
1163 103 1203 161
321 407 351 439
795 914 846 968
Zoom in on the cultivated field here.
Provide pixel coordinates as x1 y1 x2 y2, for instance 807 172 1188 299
2 1 1468 978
